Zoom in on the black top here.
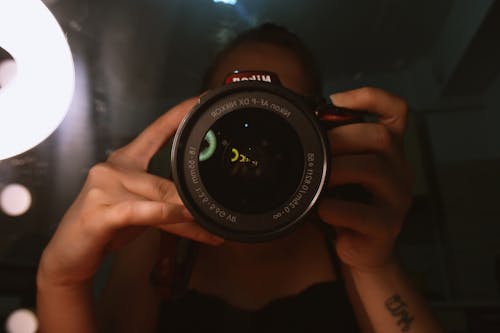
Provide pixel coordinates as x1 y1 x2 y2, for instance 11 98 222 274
157 280 360 333
155 223 360 332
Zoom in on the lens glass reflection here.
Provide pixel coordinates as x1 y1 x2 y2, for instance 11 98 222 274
199 108 303 214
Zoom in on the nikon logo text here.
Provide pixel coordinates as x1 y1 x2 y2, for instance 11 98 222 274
231 74 272 83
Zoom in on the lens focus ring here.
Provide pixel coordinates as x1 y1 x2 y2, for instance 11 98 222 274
171 82 329 242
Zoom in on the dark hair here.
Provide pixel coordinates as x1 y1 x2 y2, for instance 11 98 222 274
201 23 322 96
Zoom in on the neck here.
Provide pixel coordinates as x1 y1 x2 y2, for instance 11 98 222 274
187 221 337 310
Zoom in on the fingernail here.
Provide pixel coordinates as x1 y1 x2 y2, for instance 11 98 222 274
330 92 347 106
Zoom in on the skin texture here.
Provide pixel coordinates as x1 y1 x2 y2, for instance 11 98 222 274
36 98 224 333
36 41 444 333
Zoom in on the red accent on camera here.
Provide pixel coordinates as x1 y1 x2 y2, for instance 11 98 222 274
318 105 363 127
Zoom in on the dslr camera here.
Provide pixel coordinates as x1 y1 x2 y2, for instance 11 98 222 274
171 71 363 242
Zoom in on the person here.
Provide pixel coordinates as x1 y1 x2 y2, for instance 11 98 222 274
36 23 444 333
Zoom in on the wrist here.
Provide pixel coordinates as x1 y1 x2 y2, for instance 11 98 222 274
36 267 96 333
343 255 400 279
37 250 91 290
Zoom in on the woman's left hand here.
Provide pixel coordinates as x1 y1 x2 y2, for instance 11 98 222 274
318 87 414 272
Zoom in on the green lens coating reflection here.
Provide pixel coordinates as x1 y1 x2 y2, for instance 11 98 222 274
199 130 217 161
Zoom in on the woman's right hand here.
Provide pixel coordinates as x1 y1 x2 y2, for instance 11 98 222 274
37 97 224 288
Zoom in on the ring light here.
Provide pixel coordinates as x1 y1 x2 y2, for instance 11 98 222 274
0 0 75 160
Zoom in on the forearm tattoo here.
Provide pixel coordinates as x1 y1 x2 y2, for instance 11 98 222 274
385 294 414 332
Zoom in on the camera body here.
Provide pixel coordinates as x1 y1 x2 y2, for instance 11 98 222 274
171 71 360 242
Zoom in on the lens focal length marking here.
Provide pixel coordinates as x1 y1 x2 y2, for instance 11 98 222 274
272 153 316 220
188 146 238 224
194 188 237 224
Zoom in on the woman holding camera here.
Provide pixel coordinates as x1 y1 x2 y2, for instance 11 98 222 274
37 24 444 333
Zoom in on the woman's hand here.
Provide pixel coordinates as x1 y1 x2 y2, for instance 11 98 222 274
37 97 223 288
318 87 414 272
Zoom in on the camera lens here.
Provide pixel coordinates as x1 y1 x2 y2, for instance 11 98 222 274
171 82 329 242
199 108 304 214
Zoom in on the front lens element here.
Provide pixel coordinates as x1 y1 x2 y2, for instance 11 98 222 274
198 108 304 214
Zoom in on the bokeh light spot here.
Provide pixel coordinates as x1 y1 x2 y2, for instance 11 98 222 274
0 183 32 216
5 308 38 333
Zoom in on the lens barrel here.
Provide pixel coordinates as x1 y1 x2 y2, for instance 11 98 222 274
171 81 329 242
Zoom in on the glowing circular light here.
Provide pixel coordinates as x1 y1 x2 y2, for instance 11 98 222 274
0 0 75 160
5 308 38 333
0 184 32 216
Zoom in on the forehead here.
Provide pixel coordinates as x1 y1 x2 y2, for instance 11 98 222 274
209 42 313 95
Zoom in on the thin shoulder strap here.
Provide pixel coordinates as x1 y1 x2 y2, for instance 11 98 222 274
150 233 198 300
170 238 199 299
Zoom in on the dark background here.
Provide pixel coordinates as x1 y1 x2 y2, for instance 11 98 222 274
1 0 500 332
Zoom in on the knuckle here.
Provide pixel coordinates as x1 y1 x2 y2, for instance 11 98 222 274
112 201 134 223
372 124 392 151
86 187 105 202
156 179 173 202
87 163 114 182
158 203 171 221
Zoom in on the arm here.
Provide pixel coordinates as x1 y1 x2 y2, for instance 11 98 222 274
36 98 223 333
343 260 442 333
318 87 444 333
37 271 97 333
38 229 164 333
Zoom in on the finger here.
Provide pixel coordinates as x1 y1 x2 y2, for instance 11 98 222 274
115 170 184 205
329 155 410 207
318 198 389 237
330 87 408 139
159 222 224 246
108 97 198 170
328 123 400 157
103 201 194 232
